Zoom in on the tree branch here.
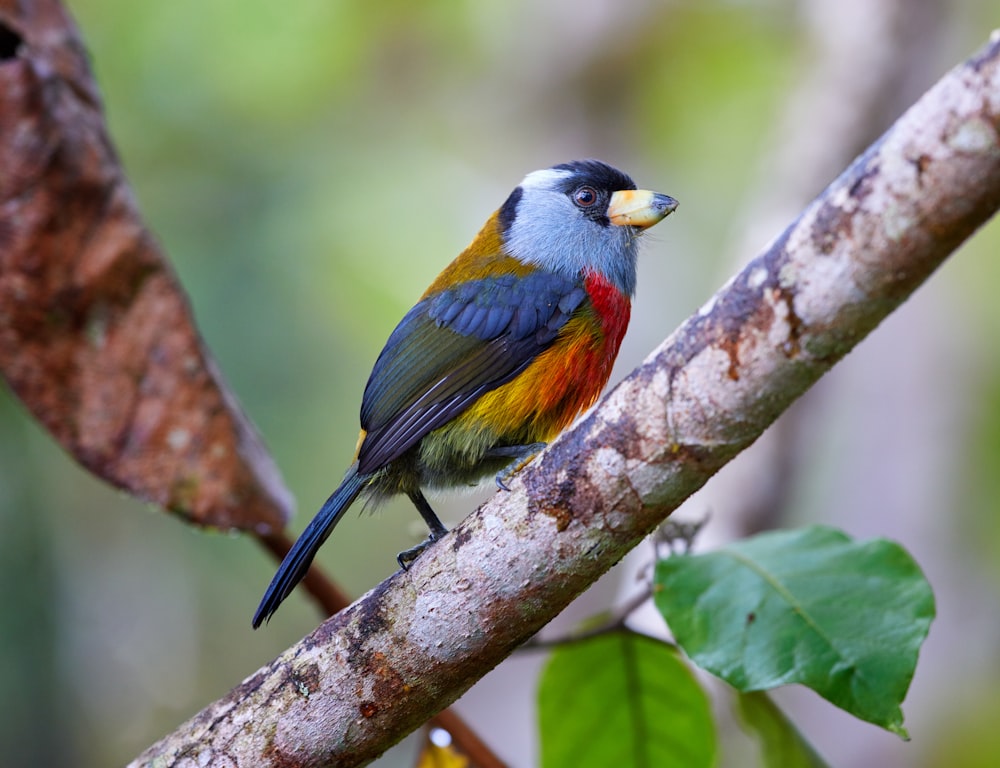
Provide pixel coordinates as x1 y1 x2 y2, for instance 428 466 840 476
129 31 1000 768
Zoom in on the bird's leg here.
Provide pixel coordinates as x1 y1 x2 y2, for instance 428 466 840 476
397 489 449 570
488 442 547 491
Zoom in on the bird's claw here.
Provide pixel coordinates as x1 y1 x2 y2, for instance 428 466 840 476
493 442 546 491
396 529 445 570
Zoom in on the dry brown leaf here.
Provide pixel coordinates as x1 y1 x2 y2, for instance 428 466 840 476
0 0 292 533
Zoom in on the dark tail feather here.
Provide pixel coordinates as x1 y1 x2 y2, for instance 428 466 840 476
252 467 366 628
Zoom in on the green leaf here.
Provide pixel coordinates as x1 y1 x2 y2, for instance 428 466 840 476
736 691 831 768
538 631 715 768
654 526 935 737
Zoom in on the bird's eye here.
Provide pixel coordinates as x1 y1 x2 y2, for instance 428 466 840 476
573 186 598 207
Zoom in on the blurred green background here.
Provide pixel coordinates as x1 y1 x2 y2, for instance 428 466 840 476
2 1 999 766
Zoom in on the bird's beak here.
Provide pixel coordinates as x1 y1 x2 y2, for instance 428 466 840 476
607 190 678 229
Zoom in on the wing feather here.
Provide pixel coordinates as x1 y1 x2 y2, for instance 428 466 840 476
356 269 587 474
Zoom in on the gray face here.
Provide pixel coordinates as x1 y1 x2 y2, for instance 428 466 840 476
501 162 644 297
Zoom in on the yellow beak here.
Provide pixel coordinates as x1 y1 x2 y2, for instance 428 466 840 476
607 189 678 229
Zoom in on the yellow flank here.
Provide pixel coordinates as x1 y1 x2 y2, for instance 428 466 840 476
473 311 608 436
428 305 612 469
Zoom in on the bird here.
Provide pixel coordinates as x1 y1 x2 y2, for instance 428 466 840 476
252 159 677 627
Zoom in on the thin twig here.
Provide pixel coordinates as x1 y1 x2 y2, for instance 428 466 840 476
520 588 659 651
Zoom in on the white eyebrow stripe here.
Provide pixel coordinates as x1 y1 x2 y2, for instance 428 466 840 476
519 167 573 190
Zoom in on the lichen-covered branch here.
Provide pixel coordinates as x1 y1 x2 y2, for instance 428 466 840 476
130 31 1000 768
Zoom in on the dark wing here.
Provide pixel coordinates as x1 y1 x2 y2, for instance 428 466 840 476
356 270 587 474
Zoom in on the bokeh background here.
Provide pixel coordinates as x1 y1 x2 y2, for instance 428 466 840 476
1 0 999 766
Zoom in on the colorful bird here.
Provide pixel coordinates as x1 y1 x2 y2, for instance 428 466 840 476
253 159 677 627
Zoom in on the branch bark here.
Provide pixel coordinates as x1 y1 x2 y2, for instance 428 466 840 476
130 31 1000 768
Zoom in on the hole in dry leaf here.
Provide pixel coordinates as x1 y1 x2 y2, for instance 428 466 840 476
0 23 23 60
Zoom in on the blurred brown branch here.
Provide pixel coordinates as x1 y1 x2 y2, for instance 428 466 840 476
128 31 1000 768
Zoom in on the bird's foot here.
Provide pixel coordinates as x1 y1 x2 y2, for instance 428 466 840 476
397 529 445 571
492 442 547 491
398 488 449 570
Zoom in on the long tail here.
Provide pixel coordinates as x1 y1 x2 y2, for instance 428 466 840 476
252 466 367 628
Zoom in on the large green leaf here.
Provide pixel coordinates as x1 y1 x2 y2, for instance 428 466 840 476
735 691 831 768
538 631 715 768
654 526 935 736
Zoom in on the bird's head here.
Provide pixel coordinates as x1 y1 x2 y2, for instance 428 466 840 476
498 159 677 297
